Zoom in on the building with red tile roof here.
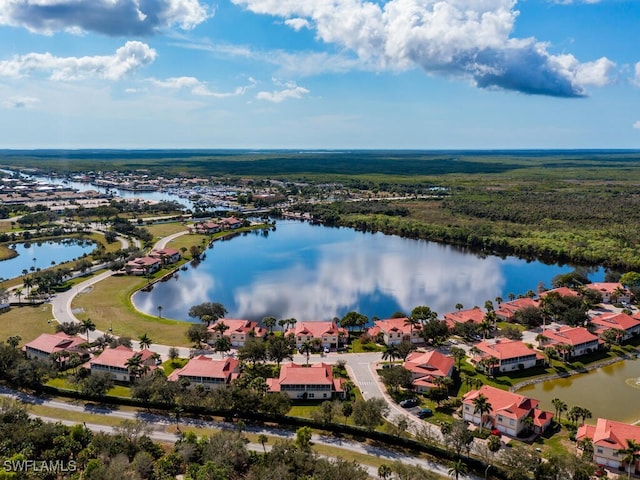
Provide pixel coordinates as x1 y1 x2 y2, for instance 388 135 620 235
495 298 539 322
285 321 348 349
167 355 239 388
125 256 161 275
267 362 344 400
220 217 243 229
208 319 267 347
148 247 181 264
538 326 600 358
88 345 156 382
587 282 631 304
443 307 486 329
471 339 542 374
367 317 423 345
23 332 88 366
192 221 221 234
577 418 640 472
403 350 455 393
591 312 640 341
462 385 553 436
539 287 580 299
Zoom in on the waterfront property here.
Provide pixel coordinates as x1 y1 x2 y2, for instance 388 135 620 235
368 317 422 345
577 418 640 473
167 355 239 388
403 350 455 393
462 385 553 437
88 345 156 382
267 362 345 400
590 311 640 341
443 307 486 329
23 332 88 367
495 298 538 322
148 247 181 265
219 217 243 229
587 283 632 304
125 256 162 276
472 339 542 374
538 326 600 358
286 321 348 349
207 319 267 347
191 221 221 234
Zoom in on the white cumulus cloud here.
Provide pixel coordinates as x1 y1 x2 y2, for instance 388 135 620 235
0 0 210 35
232 0 615 97
284 18 309 31
152 76 256 98
256 80 309 102
0 41 156 80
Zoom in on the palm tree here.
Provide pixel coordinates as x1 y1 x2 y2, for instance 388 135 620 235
263 316 277 334
535 333 548 349
472 393 492 434
450 347 466 371
278 319 288 332
299 340 313 366
23 276 33 302
552 398 567 426
495 296 503 306
80 318 96 342
621 439 640 480
455 303 463 312
404 316 421 341
157 305 163 319
378 464 392 480
448 458 467 480
258 434 268 454
125 353 144 380
543 347 557 367
479 318 493 340
14 287 23 304
214 337 231 357
139 333 152 350
382 344 399 363
212 321 229 339
508 292 516 301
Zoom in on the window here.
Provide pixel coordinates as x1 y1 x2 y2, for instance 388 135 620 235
509 420 515 426
597 448 603 454
497 415 503 422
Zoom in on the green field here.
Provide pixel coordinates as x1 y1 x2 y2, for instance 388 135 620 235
0 304 56 345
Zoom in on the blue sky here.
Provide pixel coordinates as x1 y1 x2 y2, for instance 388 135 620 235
0 0 638 149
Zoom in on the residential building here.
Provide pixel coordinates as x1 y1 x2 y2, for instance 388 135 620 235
167 355 239 388
125 256 161 276
591 312 640 341
471 339 542 374
220 217 243 229
192 221 221 234
539 287 580 299
443 307 486 329
587 283 632 304
577 418 640 473
148 247 181 265
462 385 553 436
208 319 267 347
88 345 156 382
368 317 423 345
495 298 539 322
23 332 88 366
538 326 600 357
285 321 348 349
403 350 455 393
267 362 345 400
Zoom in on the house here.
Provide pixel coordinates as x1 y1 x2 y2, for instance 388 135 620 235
208 319 267 347
192 221 221 234
267 362 344 400
368 317 424 345
462 385 553 437
285 321 348 349
125 256 161 275
148 247 181 265
403 350 455 393
23 332 88 366
587 282 632 304
495 298 539 322
0 288 9 311
167 355 239 388
591 312 640 341
220 217 243 229
577 418 640 473
443 307 486 329
471 339 542 374
539 287 580 299
88 345 156 382
538 326 600 358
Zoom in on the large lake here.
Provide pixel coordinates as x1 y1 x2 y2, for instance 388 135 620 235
132 220 603 322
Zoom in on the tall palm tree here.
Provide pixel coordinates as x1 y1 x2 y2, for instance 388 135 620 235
212 321 229 339
377 464 392 480
450 347 466 371
382 344 399 363
157 305 163 319
455 303 463 312
552 398 568 426
299 340 313 366
14 288 23 304
138 333 152 350
263 316 277 334
80 318 96 342
472 393 493 434
448 458 467 480
23 276 33 302
125 353 144 380
404 316 421 342
621 439 640 480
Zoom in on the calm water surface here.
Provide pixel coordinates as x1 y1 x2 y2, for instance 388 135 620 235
519 358 640 424
0 239 96 280
132 221 603 322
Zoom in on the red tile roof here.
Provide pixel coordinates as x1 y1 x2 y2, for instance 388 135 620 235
463 385 549 421
404 350 455 378
286 321 347 338
167 355 238 382
495 298 539 320
588 282 628 296
209 319 266 337
90 345 155 369
541 326 599 347
371 317 420 336
268 362 343 393
539 287 580 298
577 418 640 450
24 332 86 355
474 339 538 361
590 312 640 331
443 308 486 327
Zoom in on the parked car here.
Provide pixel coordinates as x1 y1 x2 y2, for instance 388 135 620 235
416 408 433 418
399 398 419 408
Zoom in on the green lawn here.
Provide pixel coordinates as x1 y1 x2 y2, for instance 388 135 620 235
0 304 56 345
162 358 188 376
145 222 190 241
